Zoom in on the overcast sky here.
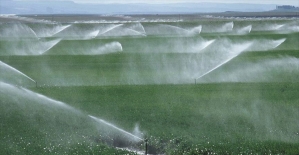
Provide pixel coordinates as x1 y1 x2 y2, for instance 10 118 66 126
72 0 299 6
9 0 299 6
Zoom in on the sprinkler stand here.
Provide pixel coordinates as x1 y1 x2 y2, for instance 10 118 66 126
145 139 148 155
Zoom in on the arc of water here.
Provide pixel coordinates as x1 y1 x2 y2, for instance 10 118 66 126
0 61 36 83
221 22 234 32
161 24 203 35
200 39 216 51
127 28 147 36
93 41 123 55
139 23 146 34
160 24 190 33
40 39 62 54
196 42 253 80
191 39 216 53
20 86 80 112
272 38 286 49
129 23 146 34
246 25 252 33
28 26 39 39
89 115 143 141
190 25 202 34
196 54 239 80
51 24 72 37
84 30 100 39
274 24 285 30
237 25 252 34
227 22 234 30
98 24 124 36
118 42 123 51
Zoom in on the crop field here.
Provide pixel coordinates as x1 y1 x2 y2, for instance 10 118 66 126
1 14 299 154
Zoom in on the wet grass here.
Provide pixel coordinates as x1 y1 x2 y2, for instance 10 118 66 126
1 17 299 154
31 83 299 154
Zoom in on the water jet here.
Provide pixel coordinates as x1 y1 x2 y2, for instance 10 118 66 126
98 24 124 36
196 42 253 81
0 60 36 85
89 115 143 142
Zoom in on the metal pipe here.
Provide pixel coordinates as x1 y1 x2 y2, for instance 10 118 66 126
145 139 148 155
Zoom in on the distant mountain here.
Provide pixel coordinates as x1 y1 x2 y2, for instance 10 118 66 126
0 1 277 14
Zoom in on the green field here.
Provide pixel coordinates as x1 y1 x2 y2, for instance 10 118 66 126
1 15 299 154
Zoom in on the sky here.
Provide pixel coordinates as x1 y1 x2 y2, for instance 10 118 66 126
9 0 299 6
72 0 299 6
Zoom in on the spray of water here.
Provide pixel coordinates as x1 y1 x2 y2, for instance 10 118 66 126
161 24 189 33
127 23 146 35
127 28 147 36
40 39 62 54
157 24 202 36
236 25 252 34
137 23 146 34
189 25 202 34
191 39 216 52
206 56 299 83
271 38 286 49
128 37 216 54
249 38 286 51
0 23 39 39
1 81 145 145
196 42 253 80
275 24 299 34
28 26 39 39
0 38 61 55
50 24 72 37
273 24 285 30
142 24 184 36
220 22 234 32
89 115 144 141
18 86 80 112
84 30 100 39
98 24 124 36
91 41 123 55
0 60 36 83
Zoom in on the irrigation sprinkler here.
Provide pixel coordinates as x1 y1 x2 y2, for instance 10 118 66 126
89 115 148 153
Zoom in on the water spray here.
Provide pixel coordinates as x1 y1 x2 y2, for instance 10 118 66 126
40 38 62 54
0 60 36 84
88 115 149 154
127 28 147 36
89 115 143 141
195 42 253 81
51 24 72 37
28 26 39 39
98 24 124 36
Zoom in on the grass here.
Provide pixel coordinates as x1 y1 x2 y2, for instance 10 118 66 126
1 16 299 154
29 83 299 154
